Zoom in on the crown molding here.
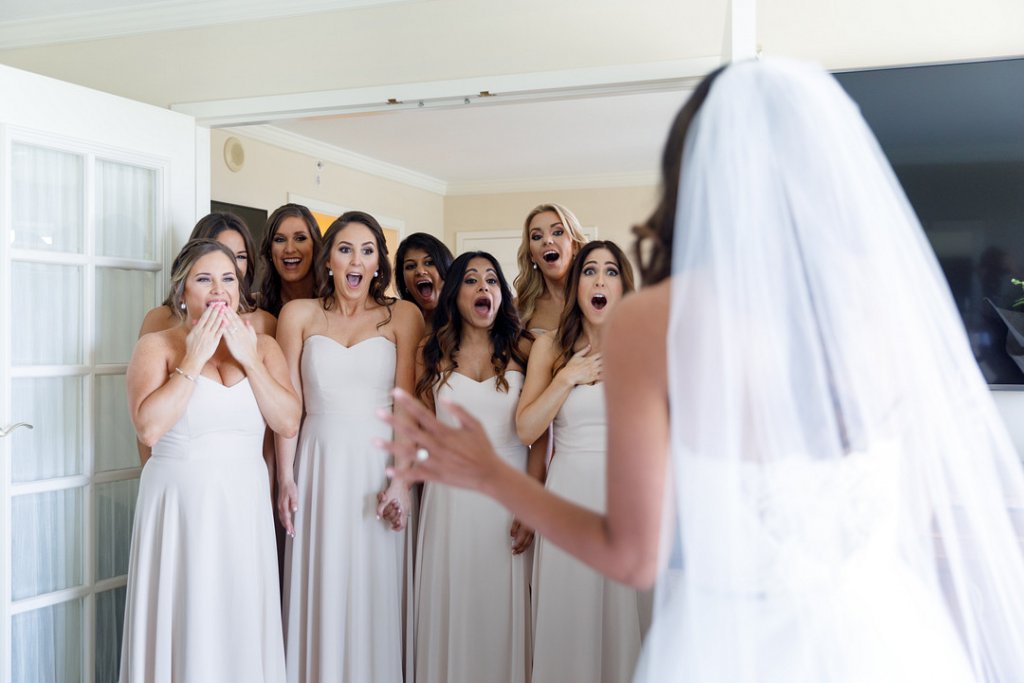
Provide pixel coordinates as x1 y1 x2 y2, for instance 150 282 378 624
224 124 448 195
445 172 660 196
173 57 721 127
0 0 420 50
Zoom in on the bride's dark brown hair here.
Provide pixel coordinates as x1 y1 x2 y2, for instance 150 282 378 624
633 65 726 285
416 251 527 403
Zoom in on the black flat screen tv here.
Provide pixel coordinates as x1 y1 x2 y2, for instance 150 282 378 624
834 58 1024 385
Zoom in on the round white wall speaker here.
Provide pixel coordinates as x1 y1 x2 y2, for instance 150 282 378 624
223 137 245 172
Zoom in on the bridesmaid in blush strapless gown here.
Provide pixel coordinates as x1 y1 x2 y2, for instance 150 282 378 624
276 212 423 682
121 239 300 682
412 252 537 683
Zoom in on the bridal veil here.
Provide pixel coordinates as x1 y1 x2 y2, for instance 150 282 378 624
639 59 1024 682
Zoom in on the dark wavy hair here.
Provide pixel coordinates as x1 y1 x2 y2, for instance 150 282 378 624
257 203 323 317
393 232 455 308
167 238 251 321
633 65 726 285
161 212 257 308
553 240 636 374
316 211 396 328
416 251 527 402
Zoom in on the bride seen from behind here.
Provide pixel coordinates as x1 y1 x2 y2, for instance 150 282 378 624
380 58 1024 682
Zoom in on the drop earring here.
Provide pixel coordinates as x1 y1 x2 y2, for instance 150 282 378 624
532 262 538 270
374 270 379 278
180 302 186 310
328 268 333 277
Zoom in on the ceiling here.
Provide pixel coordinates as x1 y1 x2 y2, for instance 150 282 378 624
0 0 696 194
267 89 686 192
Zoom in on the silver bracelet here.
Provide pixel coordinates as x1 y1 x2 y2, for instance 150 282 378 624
172 367 196 382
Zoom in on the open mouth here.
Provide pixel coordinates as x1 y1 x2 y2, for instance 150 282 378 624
346 273 363 289
543 250 559 263
415 279 434 299
591 293 607 311
473 296 492 316
282 257 302 270
205 299 228 309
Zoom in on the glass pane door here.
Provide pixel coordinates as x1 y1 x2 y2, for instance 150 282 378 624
2 137 163 683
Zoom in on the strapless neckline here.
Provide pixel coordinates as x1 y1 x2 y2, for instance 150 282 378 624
448 369 524 385
304 334 396 350
197 375 250 390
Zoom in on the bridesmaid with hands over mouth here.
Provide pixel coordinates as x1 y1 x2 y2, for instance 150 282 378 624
275 211 422 683
138 212 277 337
135 212 278 470
120 238 299 682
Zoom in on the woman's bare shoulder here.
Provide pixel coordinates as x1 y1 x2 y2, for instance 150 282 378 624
606 281 670 371
245 308 277 336
527 329 557 358
277 298 323 330
133 327 179 364
615 279 669 324
391 298 424 328
138 304 176 337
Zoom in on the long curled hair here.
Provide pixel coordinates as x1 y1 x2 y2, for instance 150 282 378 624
393 232 455 308
416 251 527 402
553 240 636 373
512 203 588 326
167 238 251 321
257 203 323 316
315 211 396 328
632 66 726 285
161 212 257 308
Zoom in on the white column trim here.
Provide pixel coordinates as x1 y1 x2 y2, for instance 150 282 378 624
724 0 758 63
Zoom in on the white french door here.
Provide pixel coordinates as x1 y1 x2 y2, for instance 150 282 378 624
0 64 201 683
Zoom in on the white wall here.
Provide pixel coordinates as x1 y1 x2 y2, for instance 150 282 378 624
759 0 1023 69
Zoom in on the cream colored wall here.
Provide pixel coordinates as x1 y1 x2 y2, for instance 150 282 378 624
210 128 445 239
0 0 717 108
443 184 659 274
759 0 1023 68
210 127 657 271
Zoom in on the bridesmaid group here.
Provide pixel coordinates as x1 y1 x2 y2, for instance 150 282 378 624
121 201 647 682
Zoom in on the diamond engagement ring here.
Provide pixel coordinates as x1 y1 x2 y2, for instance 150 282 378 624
415 447 430 462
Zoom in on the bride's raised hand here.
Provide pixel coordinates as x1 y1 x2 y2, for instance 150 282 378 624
377 388 504 494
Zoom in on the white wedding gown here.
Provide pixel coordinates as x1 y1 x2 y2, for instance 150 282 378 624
635 444 976 683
